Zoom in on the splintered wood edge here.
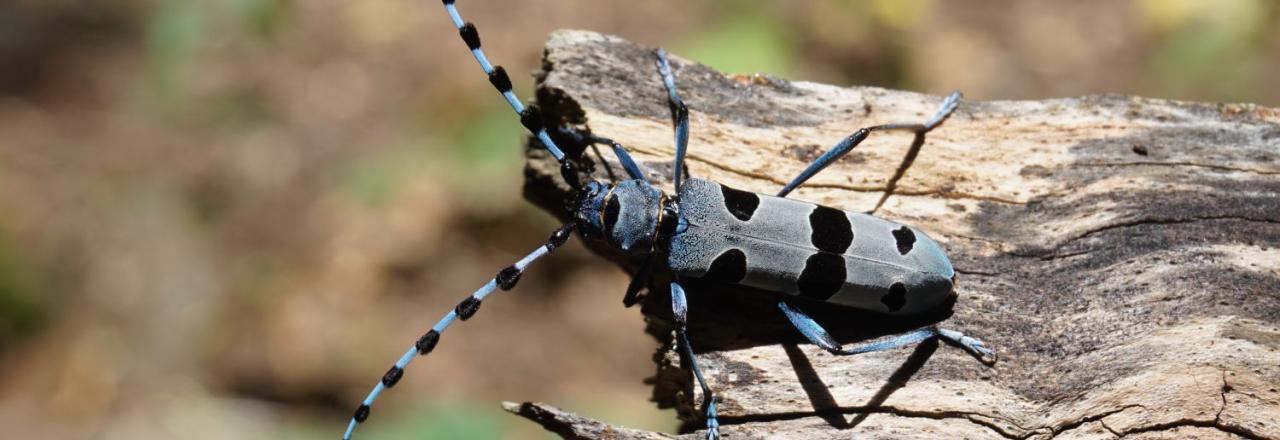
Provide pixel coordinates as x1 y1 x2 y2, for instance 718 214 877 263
518 29 1280 440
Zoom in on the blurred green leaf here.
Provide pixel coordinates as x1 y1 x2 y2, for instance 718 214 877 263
228 0 288 39
367 402 508 440
143 0 205 110
675 1 797 78
866 0 934 30
209 87 272 130
1143 0 1271 101
1151 26 1255 101
339 148 414 208
455 102 524 172
0 232 51 349
442 100 526 207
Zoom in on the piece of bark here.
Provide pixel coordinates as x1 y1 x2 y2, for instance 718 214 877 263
519 30 1280 440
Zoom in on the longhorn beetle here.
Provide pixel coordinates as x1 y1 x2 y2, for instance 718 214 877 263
343 2 997 439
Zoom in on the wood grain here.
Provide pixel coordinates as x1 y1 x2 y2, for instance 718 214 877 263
516 30 1280 440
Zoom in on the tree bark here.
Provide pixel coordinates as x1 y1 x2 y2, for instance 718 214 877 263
516 30 1280 440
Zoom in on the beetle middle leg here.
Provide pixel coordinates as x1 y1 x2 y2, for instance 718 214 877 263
775 91 962 213
671 281 721 440
778 301 996 364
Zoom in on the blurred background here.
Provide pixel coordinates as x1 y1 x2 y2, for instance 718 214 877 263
1 0 1278 438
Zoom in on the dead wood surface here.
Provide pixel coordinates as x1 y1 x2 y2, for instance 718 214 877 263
516 30 1280 440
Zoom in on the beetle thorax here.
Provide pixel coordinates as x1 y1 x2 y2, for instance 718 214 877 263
573 179 668 254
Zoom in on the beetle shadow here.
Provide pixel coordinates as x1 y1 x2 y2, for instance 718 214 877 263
651 276 960 352
783 338 940 429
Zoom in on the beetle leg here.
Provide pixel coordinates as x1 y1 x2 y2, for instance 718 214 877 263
655 48 692 192
779 301 996 364
671 282 720 440
775 91 962 213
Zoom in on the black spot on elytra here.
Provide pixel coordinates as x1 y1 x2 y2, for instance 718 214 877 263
809 205 853 253
892 226 916 255
797 252 845 301
882 282 907 313
720 184 760 221
704 248 747 284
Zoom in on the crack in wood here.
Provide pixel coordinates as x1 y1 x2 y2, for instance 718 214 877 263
1067 215 1280 244
1075 161 1280 176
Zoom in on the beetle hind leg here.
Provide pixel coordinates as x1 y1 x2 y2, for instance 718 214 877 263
778 301 996 364
938 327 997 363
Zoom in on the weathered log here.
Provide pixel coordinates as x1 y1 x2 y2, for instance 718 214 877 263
515 30 1280 440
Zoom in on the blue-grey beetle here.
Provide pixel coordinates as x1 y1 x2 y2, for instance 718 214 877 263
342 2 995 439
